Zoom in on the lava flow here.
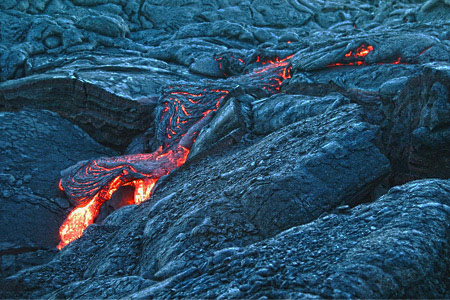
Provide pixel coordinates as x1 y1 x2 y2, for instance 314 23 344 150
326 44 408 67
57 54 293 250
326 44 374 67
57 146 188 249
250 55 293 92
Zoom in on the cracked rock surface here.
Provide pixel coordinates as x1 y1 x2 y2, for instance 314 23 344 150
0 0 449 298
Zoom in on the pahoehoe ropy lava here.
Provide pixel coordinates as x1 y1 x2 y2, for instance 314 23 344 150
0 0 449 299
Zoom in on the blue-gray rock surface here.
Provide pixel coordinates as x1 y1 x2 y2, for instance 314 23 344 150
0 109 115 278
0 0 449 298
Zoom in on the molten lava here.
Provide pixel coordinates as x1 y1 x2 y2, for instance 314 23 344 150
248 55 293 93
327 44 374 67
326 44 414 68
57 54 294 249
57 145 190 249
58 197 101 248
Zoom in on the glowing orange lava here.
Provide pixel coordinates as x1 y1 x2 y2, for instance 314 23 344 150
57 145 190 249
133 178 157 204
355 45 373 57
326 44 415 68
57 54 294 250
392 57 402 64
249 55 293 92
57 195 101 250
327 44 374 67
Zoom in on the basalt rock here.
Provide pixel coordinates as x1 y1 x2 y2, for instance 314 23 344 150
130 178 450 299
1 104 390 298
382 62 450 183
0 55 191 150
252 93 350 135
0 109 115 278
290 32 447 72
0 0 450 298
188 98 247 160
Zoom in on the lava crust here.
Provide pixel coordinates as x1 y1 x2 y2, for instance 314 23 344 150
0 0 449 299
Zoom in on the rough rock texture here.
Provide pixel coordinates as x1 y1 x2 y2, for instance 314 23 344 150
188 97 247 160
1 104 391 298
290 32 447 72
0 0 449 298
382 63 450 182
252 93 350 135
0 109 115 277
1 0 449 152
0 61 170 150
128 179 450 299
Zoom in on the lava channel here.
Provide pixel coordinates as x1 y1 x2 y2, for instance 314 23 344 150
57 54 293 250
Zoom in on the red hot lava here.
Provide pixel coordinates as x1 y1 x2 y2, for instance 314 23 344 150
58 145 188 249
326 44 409 68
326 44 374 67
249 55 293 93
57 54 293 250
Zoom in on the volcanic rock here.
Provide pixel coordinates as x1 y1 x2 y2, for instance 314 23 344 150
0 0 449 298
290 32 447 72
1 104 391 298
0 59 183 150
189 57 224 78
130 178 450 299
0 109 115 278
75 15 129 38
252 93 350 135
382 62 450 183
188 98 247 160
